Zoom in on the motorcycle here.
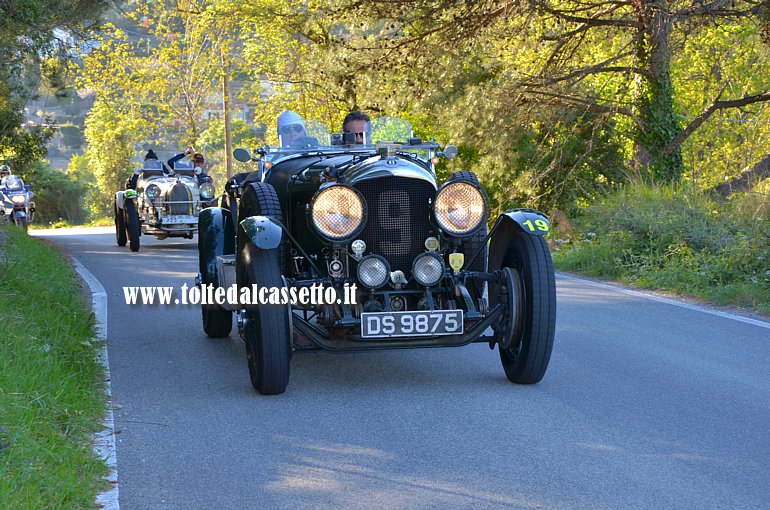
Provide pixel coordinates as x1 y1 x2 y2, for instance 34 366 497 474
0 175 35 231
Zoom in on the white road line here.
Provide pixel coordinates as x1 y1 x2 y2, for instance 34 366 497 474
72 259 120 510
557 273 770 330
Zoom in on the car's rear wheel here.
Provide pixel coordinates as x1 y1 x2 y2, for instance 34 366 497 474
199 218 233 338
115 202 127 246
202 304 232 338
495 232 555 384
238 182 291 395
125 200 141 252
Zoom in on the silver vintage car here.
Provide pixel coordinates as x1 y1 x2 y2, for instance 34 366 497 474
114 158 215 252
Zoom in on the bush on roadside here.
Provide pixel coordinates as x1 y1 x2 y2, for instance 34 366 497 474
22 160 89 224
553 182 770 315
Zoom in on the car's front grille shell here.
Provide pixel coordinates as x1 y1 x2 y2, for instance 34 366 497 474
166 183 192 215
354 177 436 275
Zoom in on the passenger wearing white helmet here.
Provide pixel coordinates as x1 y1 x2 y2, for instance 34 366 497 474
277 110 307 147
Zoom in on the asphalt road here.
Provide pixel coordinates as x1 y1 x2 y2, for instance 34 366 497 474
35 227 770 509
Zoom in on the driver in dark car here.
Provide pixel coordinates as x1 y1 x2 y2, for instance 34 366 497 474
342 111 371 145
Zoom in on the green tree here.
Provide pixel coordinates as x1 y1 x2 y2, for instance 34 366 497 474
83 100 148 216
0 0 110 171
281 0 770 184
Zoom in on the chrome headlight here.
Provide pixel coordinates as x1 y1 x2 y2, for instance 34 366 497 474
434 181 487 236
357 255 390 289
412 252 445 287
311 185 366 241
199 182 215 200
145 184 161 201
11 195 25 205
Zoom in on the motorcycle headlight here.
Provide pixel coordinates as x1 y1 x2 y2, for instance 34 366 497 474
199 182 215 200
357 255 390 289
11 195 25 205
145 184 161 201
412 252 445 287
433 181 487 236
310 185 366 241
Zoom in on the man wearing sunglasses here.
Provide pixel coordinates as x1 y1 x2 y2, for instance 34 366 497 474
277 110 308 147
342 111 371 145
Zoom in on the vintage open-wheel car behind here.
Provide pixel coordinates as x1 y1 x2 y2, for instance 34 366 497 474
196 118 556 395
114 159 216 252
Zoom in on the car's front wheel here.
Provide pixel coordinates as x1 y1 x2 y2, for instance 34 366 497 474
495 231 556 384
125 200 141 252
237 182 291 395
240 241 291 395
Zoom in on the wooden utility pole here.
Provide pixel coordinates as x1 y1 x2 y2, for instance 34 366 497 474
221 48 233 180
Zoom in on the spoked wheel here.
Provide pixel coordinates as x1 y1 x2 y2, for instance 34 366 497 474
239 241 291 395
125 200 141 252
492 232 556 384
115 202 127 246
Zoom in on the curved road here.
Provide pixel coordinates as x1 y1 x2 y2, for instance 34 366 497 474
36 227 770 509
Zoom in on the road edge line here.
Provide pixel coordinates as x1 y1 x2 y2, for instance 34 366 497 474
557 273 770 330
72 258 120 510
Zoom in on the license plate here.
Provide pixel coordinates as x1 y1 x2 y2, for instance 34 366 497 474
162 215 196 224
361 310 464 338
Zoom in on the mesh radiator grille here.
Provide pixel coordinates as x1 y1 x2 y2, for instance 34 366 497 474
167 183 192 215
355 177 435 275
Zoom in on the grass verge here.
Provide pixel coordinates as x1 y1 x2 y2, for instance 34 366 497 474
551 183 770 316
0 223 107 508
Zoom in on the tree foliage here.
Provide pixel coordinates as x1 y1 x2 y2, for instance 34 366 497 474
68 0 770 216
0 0 110 172
83 99 148 216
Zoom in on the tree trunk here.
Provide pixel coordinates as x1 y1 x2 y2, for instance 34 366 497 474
634 0 682 182
711 153 770 200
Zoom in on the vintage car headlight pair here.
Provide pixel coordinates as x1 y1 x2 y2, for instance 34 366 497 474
311 181 487 241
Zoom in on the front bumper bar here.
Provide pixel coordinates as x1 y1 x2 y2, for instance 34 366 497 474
291 304 501 352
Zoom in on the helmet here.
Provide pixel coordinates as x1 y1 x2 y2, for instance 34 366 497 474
277 110 305 133
0 165 10 175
